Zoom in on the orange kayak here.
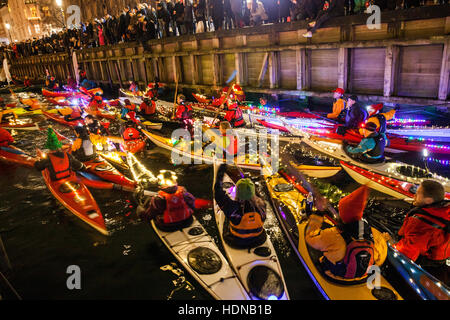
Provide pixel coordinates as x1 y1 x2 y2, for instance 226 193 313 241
0 146 37 167
84 157 136 189
123 139 146 154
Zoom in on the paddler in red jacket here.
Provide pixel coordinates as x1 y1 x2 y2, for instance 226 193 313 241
34 128 86 181
392 180 449 282
305 186 390 282
138 170 196 231
23 76 32 87
0 127 14 147
121 99 140 123
223 100 245 128
204 121 239 159
88 95 108 113
174 94 194 136
139 98 158 120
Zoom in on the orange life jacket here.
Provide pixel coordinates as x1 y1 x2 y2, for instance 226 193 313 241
229 210 264 239
48 153 71 180
123 127 140 141
158 187 192 224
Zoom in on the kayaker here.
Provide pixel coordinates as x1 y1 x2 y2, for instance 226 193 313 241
327 88 346 121
343 122 386 164
88 95 108 113
71 125 97 162
204 121 239 160
305 185 390 282
79 68 87 83
337 95 368 135
46 76 58 90
223 100 245 128
362 103 397 136
145 78 160 99
34 128 86 181
391 180 449 282
66 75 77 90
138 170 196 231
62 105 83 122
0 127 14 147
213 163 267 248
85 115 108 136
23 76 32 87
139 97 158 120
121 120 143 144
174 94 194 135
121 99 140 124
129 81 139 95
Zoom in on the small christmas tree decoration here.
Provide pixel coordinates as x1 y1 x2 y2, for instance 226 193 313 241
44 127 63 151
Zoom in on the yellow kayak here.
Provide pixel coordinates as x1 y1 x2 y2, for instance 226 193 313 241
264 172 403 300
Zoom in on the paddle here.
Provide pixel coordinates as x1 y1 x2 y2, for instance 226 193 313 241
209 70 238 127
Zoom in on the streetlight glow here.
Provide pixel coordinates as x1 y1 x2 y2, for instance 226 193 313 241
5 23 10 30
56 0 63 7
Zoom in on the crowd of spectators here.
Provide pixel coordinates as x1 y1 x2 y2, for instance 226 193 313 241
1 0 448 60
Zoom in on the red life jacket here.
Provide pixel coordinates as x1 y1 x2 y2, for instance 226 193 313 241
123 127 141 141
397 203 449 262
221 134 238 156
225 107 245 128
158 187 192 224
140 101 156 115
0 128 14 147
48 153 71 180
71 106 82 119
176 104 192 120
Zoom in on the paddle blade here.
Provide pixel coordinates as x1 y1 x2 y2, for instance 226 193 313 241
194 198 213 210
225 70 237 84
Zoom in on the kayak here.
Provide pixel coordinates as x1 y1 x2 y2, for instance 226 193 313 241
37 149 108 235
290 162 341 179
42 110 84 127
258 118 450 156
122 138 146 154
0 85 44 94
0 119 39 130
284 125 450 193
84 157 136 189
0 145 37 167
263 170 402 300
151 215 251 300
213 161 289 300
85 108 117 121
42 89 88 99
117 116 163 131
142 129 263 171
340 161 450 202
386 244 450 300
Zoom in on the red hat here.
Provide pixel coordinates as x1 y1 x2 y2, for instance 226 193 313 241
338 186 370 224
371 103 383 112
332 88 345 95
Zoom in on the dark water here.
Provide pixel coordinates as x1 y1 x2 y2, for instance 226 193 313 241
0 92 448 300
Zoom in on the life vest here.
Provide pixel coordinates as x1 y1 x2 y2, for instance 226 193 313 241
227 107 245 128
123 127 141 141
365 133 385 159
323 0 330 11
176 103 192 120
369 114 387 134
400 203 449 261
335 99 346 120
159 187 192 224
221 134 238 156
70 106 82 119
140 101 156 115
48 153 71 180
326 220 375 280
229 208 264 239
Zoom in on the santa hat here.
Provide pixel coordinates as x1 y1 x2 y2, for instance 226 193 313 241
371 103 383 113
338 186 370 224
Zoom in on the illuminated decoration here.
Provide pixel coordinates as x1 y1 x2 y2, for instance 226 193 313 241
126 152 157 185
156 170 178 187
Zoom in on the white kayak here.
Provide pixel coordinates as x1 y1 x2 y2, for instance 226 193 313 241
151 216 250 300
283 124 450 193
213 161 289 300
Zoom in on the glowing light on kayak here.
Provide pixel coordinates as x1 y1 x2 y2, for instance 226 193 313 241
267 295 278 300
422 149 429 157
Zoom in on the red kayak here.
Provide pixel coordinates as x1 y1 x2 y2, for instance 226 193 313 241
277 111 321 119
37 150 108 235
0 145 37 167
42 110 84 127
0 121 37 130
84 157 136 189
42 88 88 99
257 119 450 155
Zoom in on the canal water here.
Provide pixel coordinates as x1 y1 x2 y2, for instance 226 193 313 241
0 91 448 300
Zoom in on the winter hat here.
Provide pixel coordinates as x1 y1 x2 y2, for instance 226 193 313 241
235 178 255 201
338 185 369 224
332 88 345 95
44 127 63 151
371 103 383 112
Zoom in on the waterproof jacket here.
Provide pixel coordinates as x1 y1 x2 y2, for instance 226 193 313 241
395 201 449 262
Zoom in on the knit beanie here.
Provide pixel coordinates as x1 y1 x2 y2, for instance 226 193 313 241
338 185 369 224
235 178 255 201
